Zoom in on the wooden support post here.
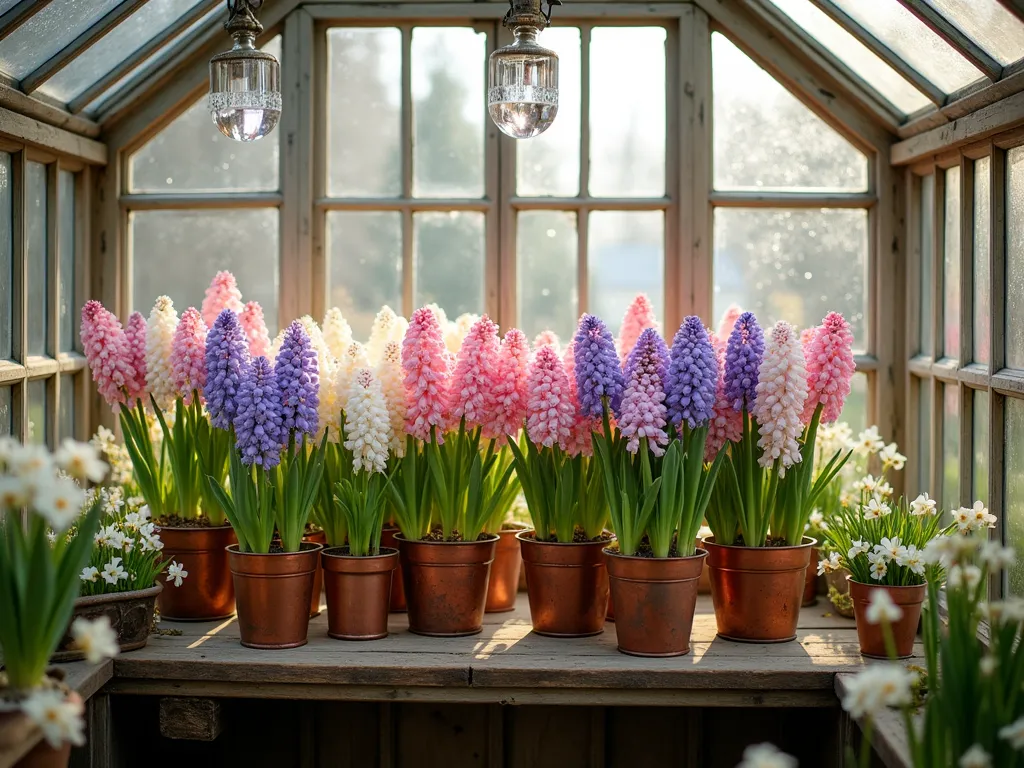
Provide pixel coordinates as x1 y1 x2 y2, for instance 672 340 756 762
157 698 225 742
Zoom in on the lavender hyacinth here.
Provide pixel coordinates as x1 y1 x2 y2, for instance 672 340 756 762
573 314 625 418
233 356 284 468
274 320 320 441
204 309 251 430
665 316 718 429
723 311 765 413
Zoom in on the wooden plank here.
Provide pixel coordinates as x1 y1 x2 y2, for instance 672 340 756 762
395 703 489 768
684 6 712 324
118 193 283 210
506 706 594 768
895 0 1002 83
998 0 1024 24
709 191 877 208
315 702 381 766
0 84 100 140
834 674 913 768
899 69 1024 140
0 107 105 166
305 2 690 18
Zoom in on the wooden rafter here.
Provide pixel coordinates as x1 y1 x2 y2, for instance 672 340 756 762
0 0 56 45
895 0 1002 82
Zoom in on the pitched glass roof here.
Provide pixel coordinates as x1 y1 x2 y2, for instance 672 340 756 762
924 0 1024 66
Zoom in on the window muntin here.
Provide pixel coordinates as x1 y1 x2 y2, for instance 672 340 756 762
973 389 989 505
919 174 935 355
973 158 991 364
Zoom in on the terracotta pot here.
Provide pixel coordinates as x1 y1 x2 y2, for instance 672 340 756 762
803 548 822 607
227 543 321 649
827 568 856 618
15 739 71 768
381 526 407 612
518 531 610 637
485 525 527 613
322 547 398 640
605 548 707 657
396 534 497 637
52 583 162 662
606 592 615 622
155 524 236 621
304 529 327 618
696 537 712 594
704 536 815 643
0 682 75 768
848 580 926 659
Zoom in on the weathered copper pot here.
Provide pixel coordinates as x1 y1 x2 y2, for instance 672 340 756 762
518 531 610 637
53 583 162 662
605 548 707 657
156 524 236 621
227 543 321 649
381 526 407 612
15 740 71 768
396 534 498 637
304 529 327 618
485 525 527 613
704 536 815 643
803 548 822 607
322 547 398 640
848 580 926 659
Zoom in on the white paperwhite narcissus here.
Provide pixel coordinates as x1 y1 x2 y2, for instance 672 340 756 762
80 566 99 583
20 688 85 748
867 552 888 580
999 716 1024 749
862 498 891 520
979 541 1016 571
853 426 886 456
959 745 992 768
322 307 353 361
336 341 370 412
144 296 179 410
343 369 392 474
865 589 903 625
736 743 797 768
895 545 925 575
376 341 407 457
880 442 907 471
166 561 187 587
839 663 915 718
848 539 869 560
35 476 85 533
366 305 401 365
910 492 937 516
817 551 843 575
53 439 108 484
753 322 808 475
70 616 119 663
101 557 127 585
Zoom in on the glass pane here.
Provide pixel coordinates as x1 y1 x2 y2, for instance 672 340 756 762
58 170 75 353
413 211 484 317
588 211 663 328
412 27 485 198
943 383 959 510
518 211 578 341
973 389 989 505
589 27 666 198
831 0 984 94
712 33 868 192
1007 148 1024 368
27 161 47 357
327 28 401 198
0 151 11 361
39 0 206 104
0 386 10 436
327 211 402 341
766 0 931 114
130 96 279 193
27 378 47 447
517 27 581 197
59 373 75 441
839 372 868 435
919 174 935 355
916 376 932 494
0 0 122 80
1007 398 1024 593
943 166 961 358
713 208 868 350
974 158 991 364
924 0 1024 66
130 210 279 335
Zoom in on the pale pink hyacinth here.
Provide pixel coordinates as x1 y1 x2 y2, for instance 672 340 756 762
201 271 243 328
800 326 816 348
376 341 408 456
123 312 148 405
343 369 392 474
533 330 561 355
704 332 743 462
562 342 593 457
336 341 370 413
322 307 353 361
801 311 856 424
80 301 135 410
170 307 207 403
238 301 271 357
483 328 530 443
402 308 451 442
753 322 808 474
716 304 743 344
367 306 402 365
617 294 659 361
525 346 574 449
144 296 179 410
448 316 500 429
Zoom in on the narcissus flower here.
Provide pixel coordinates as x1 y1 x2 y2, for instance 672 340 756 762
801 311 855 424
80 301 135 410
865 589 903 625
839 664 915 718
344 369 391 474
123 311 148 405
54 438 107 484
166 560 187 587
525 346 575 449
170 307 207 403
618 328 670 456
402 307 451 441
753 322 808 474
617 293 658 362
484 328 530 443
448 315 500 429
70 616 119 663
572 314 624 418
239 301 271 358
201 270 243 328
20 688 85 748
736 743 796 768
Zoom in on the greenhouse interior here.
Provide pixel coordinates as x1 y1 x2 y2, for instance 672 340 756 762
4 0 1024 766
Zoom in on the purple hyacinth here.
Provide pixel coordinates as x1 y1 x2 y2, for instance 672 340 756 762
572 314 625 418
233 356 284 468
204 309 251 430
665 316 718 429
274 320 320 441
724 311 764 413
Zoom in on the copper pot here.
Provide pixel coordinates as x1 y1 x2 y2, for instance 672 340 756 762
53 583 163 662
606 591 615 622
304 529 327 618
848 579 926 659
697 538 712 594
15 739 71 768
704 536 815 643
396 534 497 637
227 543 321 649
485 525 527 613
322 547 398 640
155 524 237 621
605 548 707 657
381 526 407 612
803 548 821 607
517 531 610 638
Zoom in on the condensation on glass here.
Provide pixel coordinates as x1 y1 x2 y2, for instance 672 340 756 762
923 0 1024 66
0 152 11 362
841 372 869 435
943 382 960 510
974 158 991 364
59 170 76 353
413 211 485 317
0 386 10 436
919 174 935 356
916 376 932 494
943 166 961 359
27 378 47 447
517 211 578 341
587 211 663 329
1007 148 1024 369
26 162 47 357
59 373 76 441
1007 398 1024 593
973 389 989 505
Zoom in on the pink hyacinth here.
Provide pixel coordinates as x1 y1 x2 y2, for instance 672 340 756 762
801 311 855 425
562 342 593 457
123 311 148 405
525 346 575 449
618 294 658 361
800 326 816 348
201 270 243 328
402 307 451 442
704 332 743 462
716 304 743 343
80 301 136 410
239 301 271 357
753 322 808 474
170 307 208 404
533 330 561 354
448 315 500 429
483 328 530 443
618 329 670 457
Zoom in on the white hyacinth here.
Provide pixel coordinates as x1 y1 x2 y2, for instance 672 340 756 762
322 306 354 361
366 305 402 365
70 616 119 664
959 745 992 768
840 663 915 719
144 296 179 409
344 369 392 474
336 341 370 413
753 322 808 475
21 688 85 748
445 312 479 354
376 341 407 457
736 743 797 768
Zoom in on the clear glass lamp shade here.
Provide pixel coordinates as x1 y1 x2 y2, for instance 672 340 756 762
209 40 282 142
488 27 558 140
